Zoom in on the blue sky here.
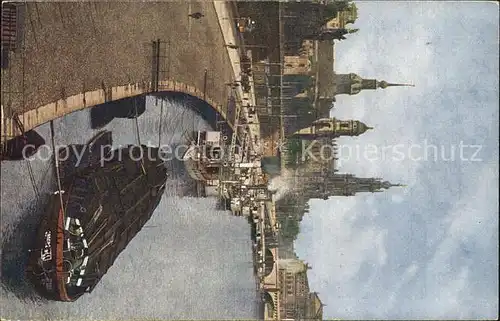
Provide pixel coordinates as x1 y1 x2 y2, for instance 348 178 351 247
295 1 499 319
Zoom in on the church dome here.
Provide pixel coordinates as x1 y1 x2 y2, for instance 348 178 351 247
352 121 373 136
378 80 389 88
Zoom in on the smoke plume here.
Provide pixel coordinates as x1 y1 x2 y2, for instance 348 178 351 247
268 168 295 201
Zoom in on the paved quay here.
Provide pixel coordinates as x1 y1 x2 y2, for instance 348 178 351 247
213 1 261 158
1 1 239 139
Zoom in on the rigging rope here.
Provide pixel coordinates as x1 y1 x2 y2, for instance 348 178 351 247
133 98 146 175
133 98 141 145
158 98 164 146
5 112 41 205
5 112 41 202
50 120 66 219
26 159 40 200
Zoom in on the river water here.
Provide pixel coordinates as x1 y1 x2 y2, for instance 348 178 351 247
0 96 258 320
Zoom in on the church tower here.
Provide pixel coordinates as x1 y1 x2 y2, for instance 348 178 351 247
299 173 404 200
292 117 373 139
335 73 414 96
329 175 405 197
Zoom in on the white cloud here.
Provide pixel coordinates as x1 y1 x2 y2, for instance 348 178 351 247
296 197 388 298
296 1 499 319
421 163 499 318
330 11 435 183
424 266 470 319
429 163 498 269
386 263 419 311
297 161 499 318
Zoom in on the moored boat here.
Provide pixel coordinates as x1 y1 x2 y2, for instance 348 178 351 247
27 131 168 301
182 130 228 183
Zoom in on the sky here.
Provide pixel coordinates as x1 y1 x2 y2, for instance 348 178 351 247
295 1 499 319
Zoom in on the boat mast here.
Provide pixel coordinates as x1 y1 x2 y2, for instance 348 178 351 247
158 98 164 147
132 98 146 175
49 120 66 219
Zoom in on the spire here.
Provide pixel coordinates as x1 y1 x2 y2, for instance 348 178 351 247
377 80 415 89
352 120 372 136
335 73 414 96
380 181 406 189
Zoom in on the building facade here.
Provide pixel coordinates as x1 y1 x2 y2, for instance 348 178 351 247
284 55 312 76
301 138 338 172
288 117 404 200
277 259 323 320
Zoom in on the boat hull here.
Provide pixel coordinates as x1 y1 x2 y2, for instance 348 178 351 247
27 136 168 301
27 193 80 301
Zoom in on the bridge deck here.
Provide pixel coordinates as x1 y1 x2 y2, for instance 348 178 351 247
1 1 236 138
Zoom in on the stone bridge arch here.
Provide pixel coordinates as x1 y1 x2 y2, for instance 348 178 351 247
262 248 276 278
2 79 234 141
1 1 239 142
262 247 278 288
262 290 279 320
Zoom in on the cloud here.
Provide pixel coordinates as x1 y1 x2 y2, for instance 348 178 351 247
297 162 498 319
330 3 438 185
421 163 499 318
386 263 419 311
296 197 389 315
296 1 499 319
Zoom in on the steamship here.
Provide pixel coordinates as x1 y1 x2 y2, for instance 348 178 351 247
182 130 271 214
182 130 229 184
27 130 168 301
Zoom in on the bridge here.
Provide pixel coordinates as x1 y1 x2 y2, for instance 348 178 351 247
254 200 281 320
261 247 280 320
2 1 284 318
1 1 244 139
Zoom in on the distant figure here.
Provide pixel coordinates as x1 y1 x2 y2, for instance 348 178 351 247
226 82 240 89
188 12 204 19
225 43 239 49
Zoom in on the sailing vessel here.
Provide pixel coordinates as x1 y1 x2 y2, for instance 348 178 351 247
27 130 168 301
